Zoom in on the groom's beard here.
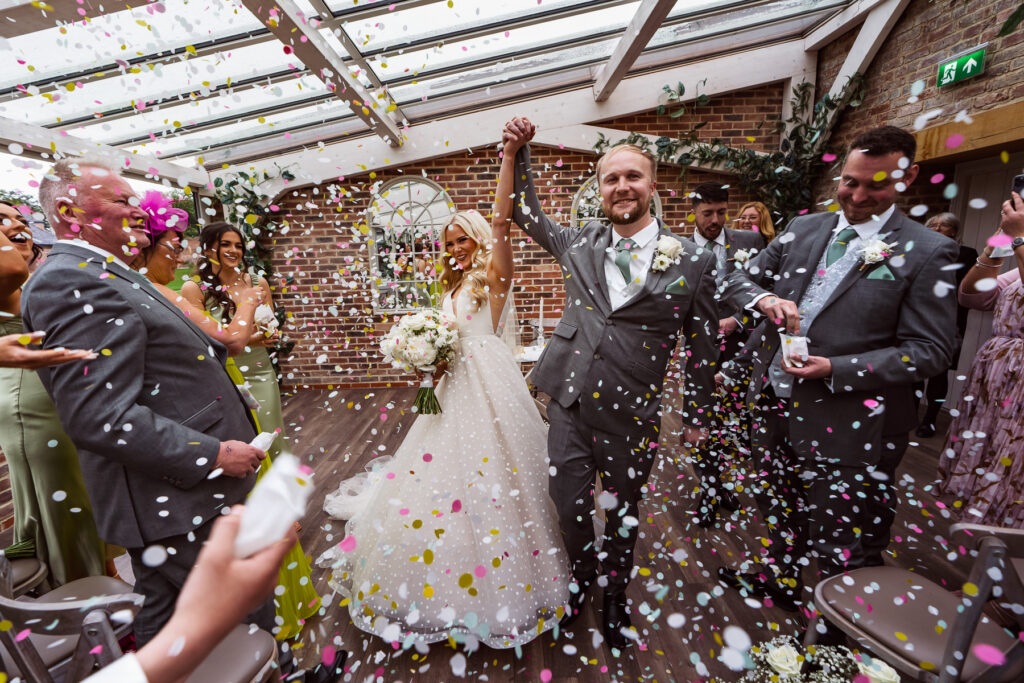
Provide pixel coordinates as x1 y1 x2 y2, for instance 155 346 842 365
603 197 644 224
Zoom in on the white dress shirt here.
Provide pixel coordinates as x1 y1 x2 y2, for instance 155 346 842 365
604 219 660 310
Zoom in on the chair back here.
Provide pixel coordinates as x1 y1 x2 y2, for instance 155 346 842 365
0 555 144 682
939 524 1024 682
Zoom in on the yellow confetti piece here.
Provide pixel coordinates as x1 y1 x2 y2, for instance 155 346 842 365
895 631 907 641
16 335 31 346
185 45 196 55
458 573 473 588
0 619 12 631
423 549 433 564
1001 150 1010 163
423 584 434 598
873 171 888 181
100 349 112 356
962 581 978 596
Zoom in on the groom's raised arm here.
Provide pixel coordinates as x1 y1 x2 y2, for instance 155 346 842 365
501 117 580 259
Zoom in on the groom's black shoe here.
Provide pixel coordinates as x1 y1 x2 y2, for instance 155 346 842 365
602 591 635 651
717 566 803 613
561 578 592 628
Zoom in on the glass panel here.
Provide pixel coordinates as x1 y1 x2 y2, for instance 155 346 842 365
125 99 357 158
369 2 640 83
368 179 455 313
67 75 330 146
0 0 264 91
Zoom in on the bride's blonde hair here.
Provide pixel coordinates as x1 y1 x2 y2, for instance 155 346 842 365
440 210 491 311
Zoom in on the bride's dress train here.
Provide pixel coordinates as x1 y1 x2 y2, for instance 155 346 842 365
318 289 570 649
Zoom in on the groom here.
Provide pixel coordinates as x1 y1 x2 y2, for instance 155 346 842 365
502 117 718 650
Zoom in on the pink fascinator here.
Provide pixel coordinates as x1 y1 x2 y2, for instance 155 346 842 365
140 191 189 241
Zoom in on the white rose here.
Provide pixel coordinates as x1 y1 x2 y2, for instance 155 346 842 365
857 658 900 683
658 235 683 259
765 644 802 677
253 303 279 334
733 248 752 263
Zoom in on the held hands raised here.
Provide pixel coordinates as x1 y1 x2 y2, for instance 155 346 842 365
502 116 536 155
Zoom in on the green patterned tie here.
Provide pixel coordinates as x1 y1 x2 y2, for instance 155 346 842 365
825 227 859 267
614 238 635 283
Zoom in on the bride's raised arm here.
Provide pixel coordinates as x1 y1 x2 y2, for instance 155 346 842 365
487 142 517 304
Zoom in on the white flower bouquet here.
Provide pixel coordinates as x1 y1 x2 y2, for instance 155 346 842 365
731 247 757 266
253 303 280 337
742 635 898 682
380 308 459 414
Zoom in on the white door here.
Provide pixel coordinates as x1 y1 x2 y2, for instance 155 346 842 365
947 153 1023 407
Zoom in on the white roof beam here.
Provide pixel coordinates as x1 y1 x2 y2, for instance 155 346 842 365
804 0 885 51
239 0 404 147
827 0 910 101
0 116 209 187
592 0 676 102
213 39 807 199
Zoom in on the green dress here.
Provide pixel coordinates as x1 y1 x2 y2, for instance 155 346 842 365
0 315 106 586
234 344 289 462
225 356 320 640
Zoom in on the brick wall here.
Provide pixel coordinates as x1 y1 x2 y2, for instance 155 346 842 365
270 86 782 389
817 0 1024 218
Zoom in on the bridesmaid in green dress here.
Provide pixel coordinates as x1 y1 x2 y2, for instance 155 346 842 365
0 201 107 586
138 209 319 640
181 223 289 461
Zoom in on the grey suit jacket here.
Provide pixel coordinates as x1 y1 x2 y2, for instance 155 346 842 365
712 227 768 323
722 210 958 466
22 242 257 548
513 146 719 434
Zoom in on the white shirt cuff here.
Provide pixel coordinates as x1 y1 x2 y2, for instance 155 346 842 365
747 292 771 310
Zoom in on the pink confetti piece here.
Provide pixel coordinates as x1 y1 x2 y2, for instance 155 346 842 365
422 453 432 462
945 134 965 149
822 153 837 162
321 646 336 666
474 565 487 577
540 670 553 683
864 399 879 408
974 643 1006 665
338 535 356 552
989 233 1012 247
451 499 462 513
931 173 945 184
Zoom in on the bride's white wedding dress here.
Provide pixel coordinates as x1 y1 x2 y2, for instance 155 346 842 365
318 288 570 649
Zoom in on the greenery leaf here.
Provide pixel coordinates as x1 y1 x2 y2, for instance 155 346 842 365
999 3 1024 36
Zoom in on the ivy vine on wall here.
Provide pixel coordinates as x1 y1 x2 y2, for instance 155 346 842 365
595 76 866 231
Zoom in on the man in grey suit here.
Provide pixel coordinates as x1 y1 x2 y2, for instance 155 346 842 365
688 182 766 527
22 158 269 645
501 117 718 650
716 127 958 622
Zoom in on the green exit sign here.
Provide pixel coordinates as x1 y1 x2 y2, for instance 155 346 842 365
937 44 987 87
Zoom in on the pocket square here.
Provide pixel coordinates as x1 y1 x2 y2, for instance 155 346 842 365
866 265 896 281
664 276 688 295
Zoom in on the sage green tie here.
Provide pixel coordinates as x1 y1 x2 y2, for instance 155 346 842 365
614 238 635 283
825 227 859 267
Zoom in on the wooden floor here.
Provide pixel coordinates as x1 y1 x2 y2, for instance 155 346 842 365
281 387 965 682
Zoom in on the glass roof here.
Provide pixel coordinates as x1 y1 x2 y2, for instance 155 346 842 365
0 0 855 181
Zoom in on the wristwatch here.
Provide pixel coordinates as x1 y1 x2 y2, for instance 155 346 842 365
1014 236 1024 252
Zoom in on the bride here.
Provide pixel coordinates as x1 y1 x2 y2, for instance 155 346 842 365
318 154 570 650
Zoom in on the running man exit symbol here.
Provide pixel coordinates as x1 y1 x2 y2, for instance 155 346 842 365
937 45 987 87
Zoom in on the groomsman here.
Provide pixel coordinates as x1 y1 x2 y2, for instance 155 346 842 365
717 126 957 616
688 182 766 527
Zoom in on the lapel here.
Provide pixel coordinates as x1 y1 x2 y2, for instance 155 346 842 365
790 213 839 303
817 210 905 318
52 243 219 354
586 223 613 316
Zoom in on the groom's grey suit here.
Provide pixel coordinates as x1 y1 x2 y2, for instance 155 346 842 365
512 146 719 591
22 241 262 643
722 210 957 577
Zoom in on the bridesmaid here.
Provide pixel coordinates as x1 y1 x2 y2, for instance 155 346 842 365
0 200 107 585
181 222 289 461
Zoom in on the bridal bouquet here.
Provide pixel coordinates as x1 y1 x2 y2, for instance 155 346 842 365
380 308 459 414
742 635 900 682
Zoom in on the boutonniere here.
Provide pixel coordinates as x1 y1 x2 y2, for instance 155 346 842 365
858 238 899 271
729 248 756 266
651 235 684 272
